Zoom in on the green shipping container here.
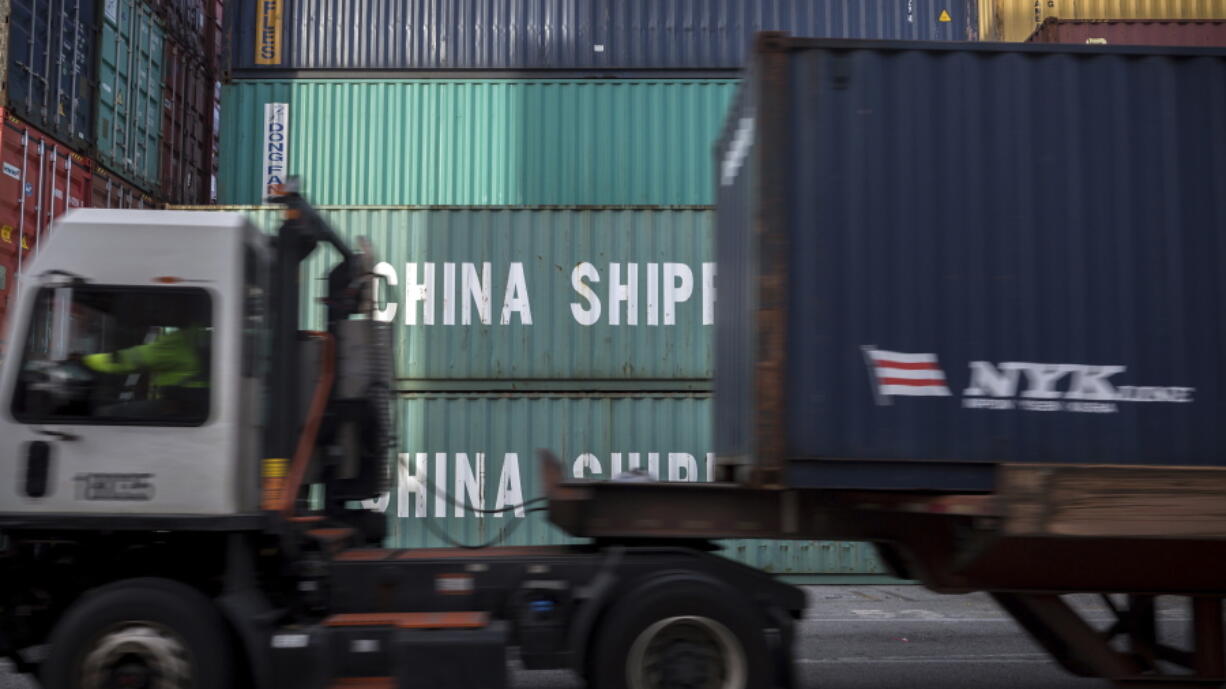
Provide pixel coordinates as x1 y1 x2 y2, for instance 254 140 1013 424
218 79 737 206
173 207 888 576
197 206 716 386
360 393 889 577
96 0 165 192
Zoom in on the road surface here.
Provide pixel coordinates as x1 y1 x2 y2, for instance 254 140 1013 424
508 585 1137 688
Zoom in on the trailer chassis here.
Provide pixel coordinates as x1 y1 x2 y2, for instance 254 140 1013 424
545 456 1226 687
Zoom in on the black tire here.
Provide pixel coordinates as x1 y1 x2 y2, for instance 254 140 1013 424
40 578 234 689
589 576 771 689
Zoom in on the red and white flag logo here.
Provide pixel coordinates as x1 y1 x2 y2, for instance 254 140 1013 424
862 346 951 403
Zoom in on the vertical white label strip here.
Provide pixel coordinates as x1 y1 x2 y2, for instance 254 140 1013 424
262 103 289 200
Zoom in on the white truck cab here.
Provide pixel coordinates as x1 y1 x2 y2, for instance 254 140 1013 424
0 210 268 517
0 193 802 689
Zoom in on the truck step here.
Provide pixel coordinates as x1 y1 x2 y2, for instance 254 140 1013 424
269 615 507 688
324 611 488 629
327 679 394 689
307 527 359 556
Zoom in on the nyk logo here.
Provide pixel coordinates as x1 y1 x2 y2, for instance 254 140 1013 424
862 347 951 399
863 346 1194 414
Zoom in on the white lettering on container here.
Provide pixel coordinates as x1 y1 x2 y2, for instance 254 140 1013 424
373 261 398 323
381 450 712 519
570 262 601 326
609 263 638 326
261 103 289 199
499 263 533 325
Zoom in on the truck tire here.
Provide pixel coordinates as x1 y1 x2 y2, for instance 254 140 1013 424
590 577 771 689
40 578 234 689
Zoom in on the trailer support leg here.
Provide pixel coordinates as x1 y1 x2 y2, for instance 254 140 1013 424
1127 594 1158 671
995 593 1226 687
991 593 1140 679
1192 597 1224 678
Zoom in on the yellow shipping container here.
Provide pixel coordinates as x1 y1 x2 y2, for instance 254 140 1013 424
980 0 1226 40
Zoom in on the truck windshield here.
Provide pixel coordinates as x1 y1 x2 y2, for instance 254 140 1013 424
11 286 213 425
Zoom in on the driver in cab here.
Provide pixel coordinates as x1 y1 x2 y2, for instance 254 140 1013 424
81 320 209 419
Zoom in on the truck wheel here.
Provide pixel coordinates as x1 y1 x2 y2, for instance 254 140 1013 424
40 578 233 689
591 578 770 689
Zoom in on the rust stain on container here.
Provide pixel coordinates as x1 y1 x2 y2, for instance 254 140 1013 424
980 0 1226 41
1027 18 1226 45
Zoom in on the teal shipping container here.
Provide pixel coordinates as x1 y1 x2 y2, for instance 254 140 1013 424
218 79 737 205
200 206 716 386
168 205 890 576
96 0 165 192
359 393 889 577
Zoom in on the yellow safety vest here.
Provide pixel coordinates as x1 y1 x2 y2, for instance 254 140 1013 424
83 328 208 389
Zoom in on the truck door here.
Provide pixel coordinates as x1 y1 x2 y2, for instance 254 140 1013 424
1 282 238 515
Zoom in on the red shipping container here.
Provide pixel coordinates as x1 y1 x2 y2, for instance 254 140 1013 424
1027 18 1226 46
205 0 222 68
90 164 158 209
0 110 91 340
0 250 16 346
0 110 91 270
160 42 212 204
152 0 208 57
153 0 221 205
206 0 222 202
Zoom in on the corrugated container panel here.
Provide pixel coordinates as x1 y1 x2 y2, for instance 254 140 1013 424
3 0 97 149
715 38 1226 490
152 0 218 206
1027 18 1226 45
195 206 714 383
152 0 208 57
370 393 884 575
0 250 14 344
218 79 736 206
225 0 978 73
206 0 222 203
160 38 211 203
205 0 223 64
0 110 91 269
96 0 165 193
90 164 158 208
719 538 889 576
0 109 91 337
713 82 756 465
981 0 1226 41
209 79 220 202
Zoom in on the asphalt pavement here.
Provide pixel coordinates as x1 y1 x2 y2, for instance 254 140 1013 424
507 585 1136 688
3 585 1194 688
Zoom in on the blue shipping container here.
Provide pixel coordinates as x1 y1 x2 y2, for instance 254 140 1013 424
4 0 97 148
226 0 979 74
715 37 1226 491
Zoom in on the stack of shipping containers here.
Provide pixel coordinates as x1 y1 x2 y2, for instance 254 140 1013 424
0 0 1219 570
0 0 223 340
214 0 1224 579
0 0 1221 571
216 0 965 580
